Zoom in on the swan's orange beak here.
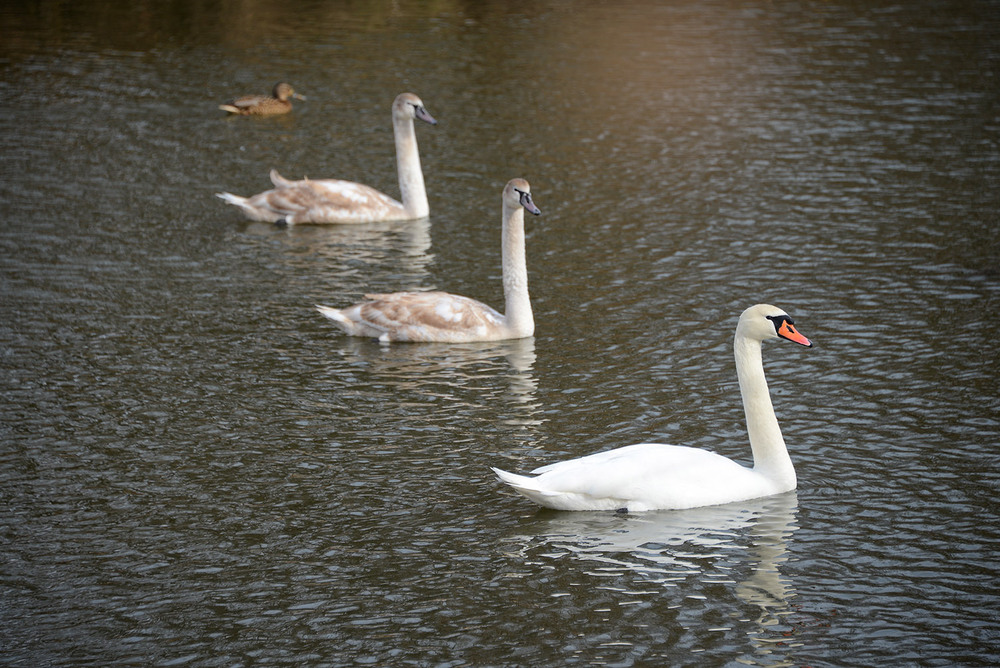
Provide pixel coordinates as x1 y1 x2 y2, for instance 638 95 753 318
777 320 812 347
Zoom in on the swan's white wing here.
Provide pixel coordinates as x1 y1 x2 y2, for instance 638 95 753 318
533 444 745 494
500 443 765 511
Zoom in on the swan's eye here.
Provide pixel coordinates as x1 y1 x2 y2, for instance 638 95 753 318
766 314 794 335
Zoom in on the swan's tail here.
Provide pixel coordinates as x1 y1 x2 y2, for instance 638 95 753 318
491 467 562 504
316 305 350 326
215 192 246 206
493 466 615 511
215 191 261 217
316 304 395 342
216 191 285 223
492 467 529 487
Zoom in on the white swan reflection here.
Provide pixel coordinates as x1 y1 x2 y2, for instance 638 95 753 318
503 491 799 652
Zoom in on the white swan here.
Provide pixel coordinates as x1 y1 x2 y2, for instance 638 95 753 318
316 178 540 343
216 92 436 224
492 304 813 511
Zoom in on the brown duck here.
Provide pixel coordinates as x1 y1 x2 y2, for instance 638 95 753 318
219 82 305 116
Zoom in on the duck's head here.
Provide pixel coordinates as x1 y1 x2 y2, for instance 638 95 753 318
273 82 305 101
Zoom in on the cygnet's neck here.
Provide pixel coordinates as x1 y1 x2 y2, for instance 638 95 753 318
501 204 533 338
734 334 795 487
394 114 428 218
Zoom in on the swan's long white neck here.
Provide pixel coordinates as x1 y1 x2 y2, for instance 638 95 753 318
394 114 428 218
500 203 533 338
734 332 795 488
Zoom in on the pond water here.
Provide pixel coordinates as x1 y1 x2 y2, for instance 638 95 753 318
2 0 999 665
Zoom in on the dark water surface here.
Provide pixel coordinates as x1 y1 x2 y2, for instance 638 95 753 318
2 1 999 666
